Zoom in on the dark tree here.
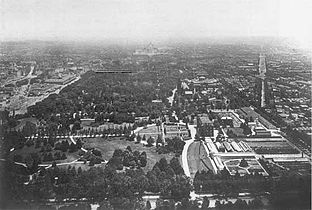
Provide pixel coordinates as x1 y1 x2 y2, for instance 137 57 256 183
170 157 184 175
158 158 168 172
146 201 151 210
147 136 155 147
92 149 102 157
239 158 248 168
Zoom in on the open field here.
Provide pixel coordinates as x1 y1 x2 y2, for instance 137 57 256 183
187 141 215 178
83 137 177 172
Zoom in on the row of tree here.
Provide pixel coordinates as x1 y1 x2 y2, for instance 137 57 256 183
193 170 271 195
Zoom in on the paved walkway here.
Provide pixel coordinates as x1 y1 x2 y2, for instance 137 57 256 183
181 124 196 177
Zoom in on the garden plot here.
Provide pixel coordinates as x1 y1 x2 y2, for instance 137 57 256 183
164 124 189 138
137 125 162 140
223 158 269 176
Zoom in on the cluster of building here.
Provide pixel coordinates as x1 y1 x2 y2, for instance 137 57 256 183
0 54 87 112
196 109 309 176
177 55 310 177
133 43 169 57
0 61 34 84
220 47 311 141
177 77 225 110
266 52 311 136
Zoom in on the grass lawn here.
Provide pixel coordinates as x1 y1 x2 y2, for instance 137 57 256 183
83 137 178 172
10 145 40 160
187 141 212 179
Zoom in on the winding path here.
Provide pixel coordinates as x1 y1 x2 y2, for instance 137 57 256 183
181 140 192 177
181 124 196 177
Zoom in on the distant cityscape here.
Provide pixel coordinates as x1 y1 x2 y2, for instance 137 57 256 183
0 39 311 210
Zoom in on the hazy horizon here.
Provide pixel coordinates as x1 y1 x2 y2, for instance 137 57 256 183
1 0 311 48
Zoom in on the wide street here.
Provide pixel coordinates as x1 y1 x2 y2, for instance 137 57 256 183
181 124 196 177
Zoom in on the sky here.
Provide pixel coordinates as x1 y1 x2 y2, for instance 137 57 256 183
0 0 311 47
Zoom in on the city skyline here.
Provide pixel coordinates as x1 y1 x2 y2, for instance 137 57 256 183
1 0 311 49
